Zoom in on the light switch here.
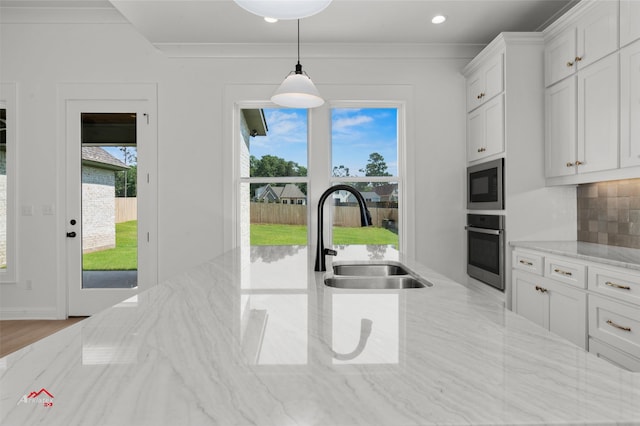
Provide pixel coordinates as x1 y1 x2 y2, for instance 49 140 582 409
42 204 56 215
21 205 34 216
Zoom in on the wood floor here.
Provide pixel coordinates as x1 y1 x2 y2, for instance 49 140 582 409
0 317 87 358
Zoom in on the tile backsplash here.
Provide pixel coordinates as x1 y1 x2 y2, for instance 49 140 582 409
577 179 640 249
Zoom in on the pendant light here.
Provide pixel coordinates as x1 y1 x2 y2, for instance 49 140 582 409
234 0 332 20
271 19 324 109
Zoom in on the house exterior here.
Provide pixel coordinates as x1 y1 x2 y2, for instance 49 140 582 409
81 147 129 254
374 183 399 202
254 183 306 205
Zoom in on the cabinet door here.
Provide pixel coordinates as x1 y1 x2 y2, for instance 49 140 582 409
547 280 587 349
620 0 640 47
545 28 577 87
621 40 640 168
467 95 504 162
466 53 504 112
577 53 619 174
467 106 485 162
513 270 549 330
576 0 619 70
545 77 577 177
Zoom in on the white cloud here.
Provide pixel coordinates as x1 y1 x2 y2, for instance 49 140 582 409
332 115 373 133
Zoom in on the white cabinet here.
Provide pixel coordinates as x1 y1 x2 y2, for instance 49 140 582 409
467 95 504 162
545 77 577 177
620 0 640 47
576 53 619 174
545 0 619 87
512 246 640 372
545 54 619 178
466 53 504 112
620 39 640 168
513 270 587 349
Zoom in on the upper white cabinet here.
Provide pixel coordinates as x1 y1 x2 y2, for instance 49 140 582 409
466 53 504 112
620 0 640 47
467 95 504 162
620 39 640 168
545 0 619 87
546 54 619 178
463 33 544 164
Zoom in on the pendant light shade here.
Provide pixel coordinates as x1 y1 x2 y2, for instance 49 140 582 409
271 20 324 108
233 0 332 20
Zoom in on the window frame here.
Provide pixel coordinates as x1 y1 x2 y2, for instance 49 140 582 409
0 83 17 284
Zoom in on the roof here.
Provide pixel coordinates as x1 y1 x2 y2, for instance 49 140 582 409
81 147 129 171
278 183 305 199
242 109 268 137
374 183 398 196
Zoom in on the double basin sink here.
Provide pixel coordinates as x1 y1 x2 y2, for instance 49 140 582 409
324 261 433 289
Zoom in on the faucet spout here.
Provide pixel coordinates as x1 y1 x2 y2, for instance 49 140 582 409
314 185 372 271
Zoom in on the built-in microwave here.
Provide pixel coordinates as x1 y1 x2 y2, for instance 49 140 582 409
467 158 504 210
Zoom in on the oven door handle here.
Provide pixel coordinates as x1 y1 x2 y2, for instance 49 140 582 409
465 226 502 235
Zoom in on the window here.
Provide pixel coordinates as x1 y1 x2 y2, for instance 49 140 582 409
0 83 16 283
240 108 308 247
331 107 400 249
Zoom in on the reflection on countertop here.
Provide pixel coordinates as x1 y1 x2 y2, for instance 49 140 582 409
1 245 639 426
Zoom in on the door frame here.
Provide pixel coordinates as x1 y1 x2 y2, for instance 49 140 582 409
57 84 158 318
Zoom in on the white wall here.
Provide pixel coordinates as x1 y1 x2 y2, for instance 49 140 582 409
0 9 475 318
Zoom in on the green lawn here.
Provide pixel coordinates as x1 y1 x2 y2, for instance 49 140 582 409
83 220 137 270
251 223 398 247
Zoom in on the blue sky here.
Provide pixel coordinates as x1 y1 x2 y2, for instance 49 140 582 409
250 107 398 176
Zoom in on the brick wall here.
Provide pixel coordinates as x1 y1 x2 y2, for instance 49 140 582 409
82 165 116 253
577 179 640 249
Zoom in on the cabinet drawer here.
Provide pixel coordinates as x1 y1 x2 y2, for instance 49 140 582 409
589 338 640 372
513 251 544 275
545 256 587 288
588 265 640 305
589 294 640 358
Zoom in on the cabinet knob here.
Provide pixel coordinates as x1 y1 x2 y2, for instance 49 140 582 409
575 160 583 166
566 60 574 67
575 56 583 62
476 92 485 100
566 162 574 167
477 147 486 153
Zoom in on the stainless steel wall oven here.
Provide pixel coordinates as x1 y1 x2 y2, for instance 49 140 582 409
466 214 505 291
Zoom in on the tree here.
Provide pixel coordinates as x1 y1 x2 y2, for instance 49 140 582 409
116 147 137 197
249 154 307 196
332 165 351 177
360 152 391 177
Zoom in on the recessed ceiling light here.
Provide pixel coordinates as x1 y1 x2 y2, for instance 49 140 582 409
432 15 446 24
264 16 278 23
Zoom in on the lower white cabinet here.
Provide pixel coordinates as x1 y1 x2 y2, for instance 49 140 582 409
513 270 587 349
512 247 640 372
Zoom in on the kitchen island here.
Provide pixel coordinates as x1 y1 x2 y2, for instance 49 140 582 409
1 245 639 425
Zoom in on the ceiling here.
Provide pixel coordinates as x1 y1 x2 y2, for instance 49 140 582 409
2 0 577 46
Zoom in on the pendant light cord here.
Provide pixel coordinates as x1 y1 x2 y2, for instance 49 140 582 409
294 19 303 74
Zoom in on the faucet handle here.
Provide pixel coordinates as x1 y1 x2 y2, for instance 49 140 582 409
324 248 338 256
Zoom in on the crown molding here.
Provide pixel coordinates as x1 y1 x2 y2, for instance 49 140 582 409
154 42 484 60
0 5 127 23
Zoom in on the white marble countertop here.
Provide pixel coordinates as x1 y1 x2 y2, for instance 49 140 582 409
510 240 640 271
2 245 640 425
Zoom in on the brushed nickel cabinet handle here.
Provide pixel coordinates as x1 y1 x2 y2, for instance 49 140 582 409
605 281 631 290
554 268 573 277
535 286 548 293
566 162 574 167
476 92 485 99
567 60 574 67
575 56 583 62
575 160 584 166
606 320 631 332
519 260 534 266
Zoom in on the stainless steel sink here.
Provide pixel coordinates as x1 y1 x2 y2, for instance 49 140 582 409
324 275 430 289
325 261 432 289
333 263 410 276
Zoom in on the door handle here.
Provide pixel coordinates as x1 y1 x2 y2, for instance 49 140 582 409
66 232 77 238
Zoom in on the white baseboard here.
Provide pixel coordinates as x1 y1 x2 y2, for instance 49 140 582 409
0 307 62 320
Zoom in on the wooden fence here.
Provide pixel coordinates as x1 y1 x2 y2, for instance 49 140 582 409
115 197 137 223
250 202 397 228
